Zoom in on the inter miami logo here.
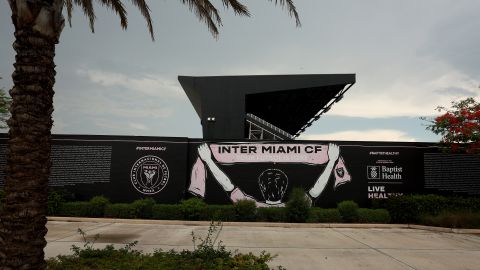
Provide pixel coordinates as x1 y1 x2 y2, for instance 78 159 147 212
130 155 169 195
367 166 381 180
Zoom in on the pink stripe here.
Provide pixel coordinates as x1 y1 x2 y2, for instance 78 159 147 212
210 144 329 164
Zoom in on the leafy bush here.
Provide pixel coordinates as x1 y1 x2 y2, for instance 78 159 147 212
256 207 287 222
57 202 92 217
337 201 359 222
234 199 257 221
358 208 391 223
286 187 311 223
132 197 156 219
446 196 480 212
48 191 66 216
104 203 136 219
181 197 207 220
152 204 184 220
421 211 480 229
46 222 285 270
384 194 478 223
204 205 236 221
384 195 419 223
88 196 110 217
307 208 342 223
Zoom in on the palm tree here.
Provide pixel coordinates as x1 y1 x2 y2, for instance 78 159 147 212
0 0 300 269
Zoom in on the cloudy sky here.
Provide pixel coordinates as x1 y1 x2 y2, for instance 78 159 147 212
1 0 479 142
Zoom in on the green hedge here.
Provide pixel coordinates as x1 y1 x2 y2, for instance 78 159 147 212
58 202 94 217
44 191 480 228
180 198 207 221
286 187 311 223
204 205 236 221
234 200 257 221
307 208 342 223
421 211 480 229
385 195 480 223
152 204 184 220
256 207 286 222
104 203 136 219
358 208 391 223
337 201 359 222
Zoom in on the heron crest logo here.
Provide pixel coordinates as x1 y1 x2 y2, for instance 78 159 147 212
130 155 169 195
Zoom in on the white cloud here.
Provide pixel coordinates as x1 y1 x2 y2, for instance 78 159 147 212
328 70 480 118
76 69 186 99
299 129 416 142
128 122 148 131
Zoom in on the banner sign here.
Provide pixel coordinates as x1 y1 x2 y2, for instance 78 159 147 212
1 134 478 206
187 141 436 207
0 135 188 203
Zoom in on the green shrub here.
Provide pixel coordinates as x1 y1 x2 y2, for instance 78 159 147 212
203 205 236 221
88 196 110 217
152 204 184 220
358 208 391 223
446 196 480 212
421 211 480 229
180 198 207 220
371 195 480 224
385 195 419 223
58 202 92 217
307 208 342 223
286 187 311 223
48 191 66 216
46 222 284 270
132 198 156 219
104 203 136 219
234 199 257 221
370 199 387 209
337 200 359 222
412 194 448 216
256 207 286 222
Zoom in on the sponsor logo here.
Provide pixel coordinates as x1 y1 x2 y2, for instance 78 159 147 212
367 165 403 180
130 155 169 195
367 166 381 179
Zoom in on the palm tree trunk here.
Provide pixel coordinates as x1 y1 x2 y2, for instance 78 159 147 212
0 1 64 269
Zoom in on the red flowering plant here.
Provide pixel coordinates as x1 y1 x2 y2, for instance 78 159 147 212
424 97 480 154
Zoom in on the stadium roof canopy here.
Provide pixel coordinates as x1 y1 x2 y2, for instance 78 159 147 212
178 74 355 140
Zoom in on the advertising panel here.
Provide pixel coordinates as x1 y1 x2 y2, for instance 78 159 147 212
0 134 188 203
187 140 436 207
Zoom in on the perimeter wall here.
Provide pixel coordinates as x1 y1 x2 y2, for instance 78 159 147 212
0 134 479 207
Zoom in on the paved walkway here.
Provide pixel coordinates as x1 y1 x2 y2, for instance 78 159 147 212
46 218 480 270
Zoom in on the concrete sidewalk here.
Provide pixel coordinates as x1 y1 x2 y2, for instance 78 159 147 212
46 217 480 270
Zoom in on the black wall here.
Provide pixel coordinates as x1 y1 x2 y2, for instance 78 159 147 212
0 134 478 206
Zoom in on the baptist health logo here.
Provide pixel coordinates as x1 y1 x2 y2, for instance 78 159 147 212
367 166 381 180
130 155 169 195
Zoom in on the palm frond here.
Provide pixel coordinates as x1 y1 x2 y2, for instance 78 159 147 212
98 0 128 31
129 0 154 40
73 0 96 33
66 0 153 40
180 0 223 37
268 0 301 27
221 0 250 16
64 0 74 27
